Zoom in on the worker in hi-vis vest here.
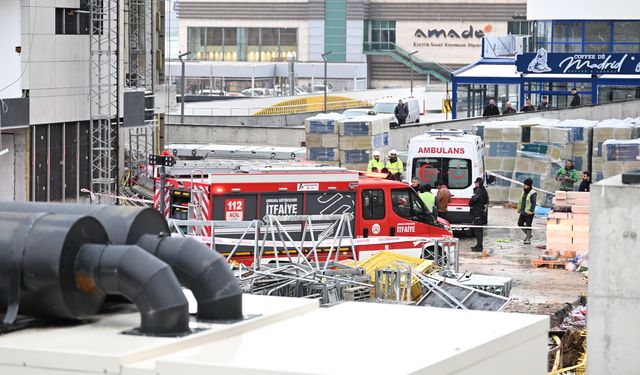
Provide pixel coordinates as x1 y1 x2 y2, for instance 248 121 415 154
419 184 436 213
385 149 404 180
367 150 384 172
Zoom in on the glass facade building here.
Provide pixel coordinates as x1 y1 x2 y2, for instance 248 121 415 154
187 27 298 62
452 20 640 119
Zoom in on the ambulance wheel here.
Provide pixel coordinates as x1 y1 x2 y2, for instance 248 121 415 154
415 117 420 124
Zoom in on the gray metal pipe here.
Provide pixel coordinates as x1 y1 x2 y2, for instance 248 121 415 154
137 234 243 320
0 202 243 321
0 212 108 320
75 244 190 335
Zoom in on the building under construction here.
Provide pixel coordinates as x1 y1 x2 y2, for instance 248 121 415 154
0 0 168 204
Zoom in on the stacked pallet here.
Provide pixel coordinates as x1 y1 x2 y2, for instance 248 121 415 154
592 119 636 181
483 121 522 202
305 113 344 165
546 191 590 257
338 114 390 170
602 139 640 178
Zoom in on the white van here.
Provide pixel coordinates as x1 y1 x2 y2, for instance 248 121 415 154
373 97 420 127
405 129 484 226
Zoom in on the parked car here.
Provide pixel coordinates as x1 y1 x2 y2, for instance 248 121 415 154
309 84 332 94
275 85 307 96
198 89 228 96
342 108 397 127
241 88 274 97
342 108 375 118
373 97 421 127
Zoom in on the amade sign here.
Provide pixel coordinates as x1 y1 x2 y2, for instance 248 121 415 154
516 48 640 75
415 24 492 40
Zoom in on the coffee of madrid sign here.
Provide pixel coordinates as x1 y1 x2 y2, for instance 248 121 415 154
516 48 640 75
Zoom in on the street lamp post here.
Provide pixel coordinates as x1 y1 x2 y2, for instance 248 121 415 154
178 51 192 124
408 50 418 97
321 51 333 113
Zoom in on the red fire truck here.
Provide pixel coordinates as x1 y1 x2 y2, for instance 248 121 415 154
154 166 452 264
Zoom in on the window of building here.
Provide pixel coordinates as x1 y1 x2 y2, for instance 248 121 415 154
362 189 385 220
535 21 640 54
508 21 530 36
55 8 90 35
187 27 297 62
367 20 396 50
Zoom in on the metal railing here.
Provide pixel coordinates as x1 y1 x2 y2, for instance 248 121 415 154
363 41 453 83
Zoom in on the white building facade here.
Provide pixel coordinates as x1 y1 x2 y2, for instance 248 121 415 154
173 0 527 91
0 0 164 203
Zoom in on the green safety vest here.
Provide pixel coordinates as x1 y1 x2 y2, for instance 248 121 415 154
517 190 535 213
367 158 384 172
419 191 435 212
386 159 404 174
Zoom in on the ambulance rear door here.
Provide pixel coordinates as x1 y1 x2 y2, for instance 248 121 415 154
407 138 476 224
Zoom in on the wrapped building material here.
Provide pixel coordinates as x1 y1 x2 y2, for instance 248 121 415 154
509 151 562 207
592 119 636 180
483 121 522 203
337 115 390 169
602 139 640 178
305 113 345 162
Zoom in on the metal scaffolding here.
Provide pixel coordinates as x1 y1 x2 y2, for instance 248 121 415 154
126 0 156 189
89 0 120 203
127 0 153 90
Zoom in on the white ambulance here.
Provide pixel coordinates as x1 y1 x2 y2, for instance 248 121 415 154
406 129 484 226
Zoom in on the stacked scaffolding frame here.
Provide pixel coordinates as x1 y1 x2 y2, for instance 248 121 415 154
90 0 120 203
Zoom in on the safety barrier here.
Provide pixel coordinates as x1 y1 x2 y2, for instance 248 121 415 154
254 95 370 116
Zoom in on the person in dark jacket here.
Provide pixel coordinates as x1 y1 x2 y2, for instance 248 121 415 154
502 101 516 115
570 88 581 107
517 178 537 244
482 99 500 117
469 177 489 252
578 171 592 192
539 96 551 110
394 100 409 125
520 97 536 112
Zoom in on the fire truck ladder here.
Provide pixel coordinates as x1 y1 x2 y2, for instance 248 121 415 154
89 0 119 204
188 169 206 235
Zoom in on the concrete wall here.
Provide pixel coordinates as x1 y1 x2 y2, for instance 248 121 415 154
22 0 91 125
166 99 640 149
0 129 27 201
588 175 640 374
390 99 640 150
167 110 326 127
166 123 306 147
0 0 22 99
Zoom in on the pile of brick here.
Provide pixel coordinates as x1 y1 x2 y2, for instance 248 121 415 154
538 191 590 268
